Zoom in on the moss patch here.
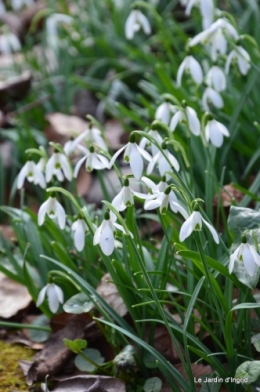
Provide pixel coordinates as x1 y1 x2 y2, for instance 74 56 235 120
0 340 34 391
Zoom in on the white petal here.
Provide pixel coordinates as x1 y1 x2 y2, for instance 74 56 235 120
243 245 256 276
202 218 219 244
155 103 170 124
170 111 182 132
74 155 87 178
176 58 188 87
185 0 196 15
144 197 162 210
141 176 157 191
179 214 195 241
137 11 151 35
225 51 235 74
170 201 189 219
17 162 30 189
54 284 64 304
38 199 49 226
93 222 103 245
74 220 86 251
189 57 203 85
100 220 115 256
109 145 126 168
112 188 125 211
125 11 137 40
186 107 201 136
200 0 214 29
250 245 260 267
36 285 48 307
55 201 66 229
47 284 60 313
59 153 72 181
45 154 56 183
229 246 240 274
129 144 143 179
136 145 152 162
166 151 180 172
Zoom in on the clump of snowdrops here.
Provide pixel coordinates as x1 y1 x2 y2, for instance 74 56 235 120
1 0 260 391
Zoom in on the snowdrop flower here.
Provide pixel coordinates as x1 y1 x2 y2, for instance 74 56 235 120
141 175 168 193
125 9 151 40
93 211 128 256
68 126 108 154
36 283 64 313
202 87 223 111
46 151 72 183
46 13 73 51
205 65 226 92
225 46 251 76
229 237 260 276
205 116 229 147
188 18 239 61
111 178 145 212
147 143 180 180
17 160 46 189
11 0 34 11
109 135 152 180
38 196 66 229
144 186 189 218
185 0 214 30
0 32 21 54
74 145 109 177
155 101 175 125
179 204 219 243
139 129 163 157
170 103 201 136
71 218 88 252
177 56 203 87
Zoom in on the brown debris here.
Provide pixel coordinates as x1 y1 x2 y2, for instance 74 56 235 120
96 273 128 317
213 184 244 207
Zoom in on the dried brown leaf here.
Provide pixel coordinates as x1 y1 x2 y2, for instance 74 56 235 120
0 273 31 318
45 113 88 144
0 71 32 103
96 273 128 317
213 184 244 207
49 375 126 392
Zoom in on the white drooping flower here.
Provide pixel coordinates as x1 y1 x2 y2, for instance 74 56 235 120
74 145 110 176
225 46 251 76
93 211 128 256
179 204 219 243
111 178 146 214
139 129 163 157
188 18 239 61
109 136 152 180
67 126 108 155
176 56 203 86
205 65 226 92
0 32 21 54
46 13 73 51
71 218 88 252
147 144 180 180
185 0 214 30
36 283 64 313
144 187 189 218
229 237 260 276
125 9 151 40
17 160 46 189
202 87 223 111
141 175 168 193
11 0 34 11
46 152 72 183
205 118 230 147
170 104 201 136
38 196 66 229
155 102 175 125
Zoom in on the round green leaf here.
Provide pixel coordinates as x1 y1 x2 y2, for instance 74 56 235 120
63 293 94 314
143 352 159 369
235 361 260 384
75 349 104 372
28 315 50 343
252 334 260 352
143 377 162 392
63 338 87 354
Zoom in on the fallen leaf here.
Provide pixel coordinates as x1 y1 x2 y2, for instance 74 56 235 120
26 315 89 384
76 165 92 197
45 113 88 145
0 272 31 318
104 119 125 151
213 184 244 207
49 375 126 392
0 71 32 103
96 273 128 317
0 224 16 241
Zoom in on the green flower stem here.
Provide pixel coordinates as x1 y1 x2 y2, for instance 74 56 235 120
0 321 51 332
128 235 194 390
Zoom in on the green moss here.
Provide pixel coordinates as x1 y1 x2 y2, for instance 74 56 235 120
0 340 34 391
